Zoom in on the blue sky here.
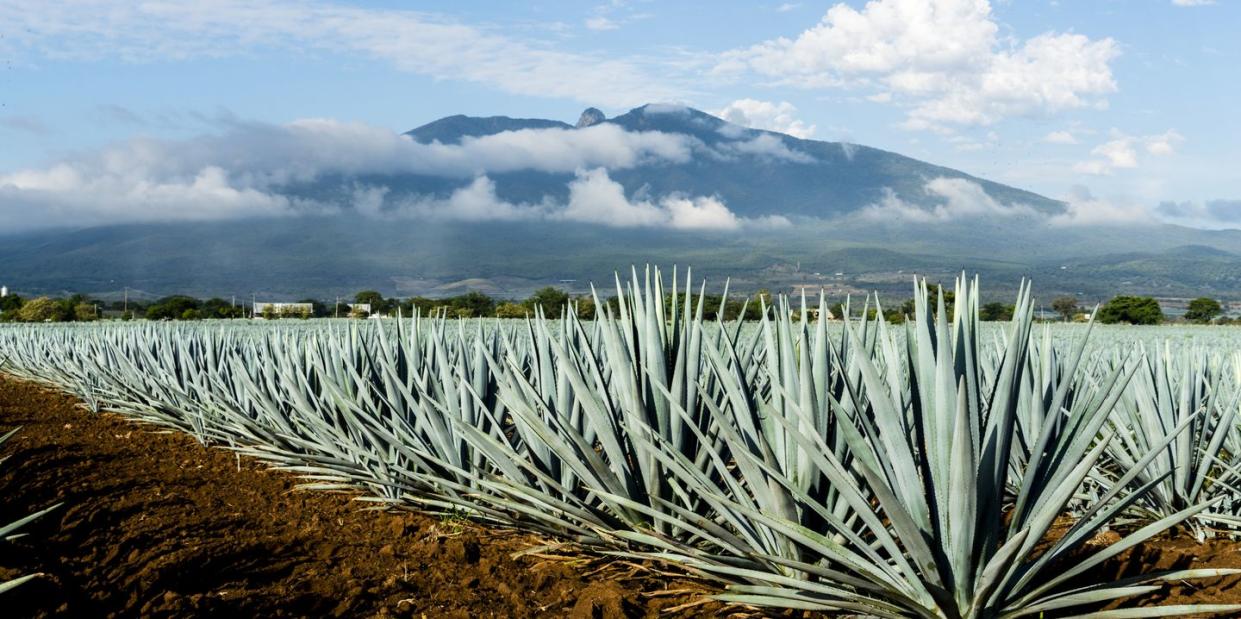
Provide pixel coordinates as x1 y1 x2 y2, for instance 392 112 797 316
0 0 1237 229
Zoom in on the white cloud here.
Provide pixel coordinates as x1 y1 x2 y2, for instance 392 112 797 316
1049 186 1153 226
776 3 803 12
0 164 312 231
714 99 817 138
0 117 797 233
716 0 1119 130
1074 129 1183 175
1043 130 1078 145
584 17 619 31
1172 0 1214 6
0 0 682 108
1144 130 1185 156
561 168 670 227
561 168 757 230
0 118 712 231
390 168 780 231
720 134 816 163
859 177 1037 222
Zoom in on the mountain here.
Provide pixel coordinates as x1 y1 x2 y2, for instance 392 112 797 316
2 104 1239 302
405 114 572 143
398 104 1065 219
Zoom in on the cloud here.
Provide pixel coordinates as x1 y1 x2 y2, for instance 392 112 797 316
354 168 783 231
714 99 816 138
1155 199 1241 228
559 168 786 230
0 117 793 233
0 0 683 108
1172 0 1214 6
1074 129 1184 175
1050 186 1154 226
0 118 712 231
859 176 1037 222
584 17 619 31
0 164 312 231
720 134 816 163
1144 130 1184 156
776 3 803 12
716 0 1119 130
1043 130 1078 145
0 115 51 135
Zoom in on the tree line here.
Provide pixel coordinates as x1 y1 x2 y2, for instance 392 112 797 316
0 288 1232 325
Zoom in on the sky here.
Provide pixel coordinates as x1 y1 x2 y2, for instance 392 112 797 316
0 0 1238 230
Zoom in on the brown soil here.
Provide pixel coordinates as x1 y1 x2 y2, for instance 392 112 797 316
0 375 731 618
5 373 1241 618
1097 533 1241 611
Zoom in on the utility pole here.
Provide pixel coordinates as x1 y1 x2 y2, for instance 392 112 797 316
123 287 129 316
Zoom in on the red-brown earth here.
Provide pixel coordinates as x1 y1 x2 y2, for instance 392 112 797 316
3 374 1241 618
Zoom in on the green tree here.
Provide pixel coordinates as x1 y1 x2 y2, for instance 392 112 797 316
451 292 496 318
1098 296 1164 325
73 303 98 322
900 287 956 320
146 296 201 320
1051 296 1080 321
979 302 1015 322
576 296 597 320
495 302 528 319
525 287 569 316
17 297 66 322
1184 297 1223 323
0 294 23 317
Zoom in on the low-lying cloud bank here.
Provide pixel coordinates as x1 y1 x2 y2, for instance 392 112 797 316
353 169 790 231
0 118 793 232
859 177 1039 222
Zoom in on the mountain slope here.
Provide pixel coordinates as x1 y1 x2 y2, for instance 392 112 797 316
398 104 1066 219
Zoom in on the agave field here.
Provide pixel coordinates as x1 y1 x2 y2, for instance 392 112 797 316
5 268 1241 617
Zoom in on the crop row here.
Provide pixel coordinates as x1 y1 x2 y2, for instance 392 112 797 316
2 268 1240 617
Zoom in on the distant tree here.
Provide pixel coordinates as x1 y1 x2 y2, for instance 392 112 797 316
576 296 597 320
754 288 773 308
1098 296 1163 325
146 296 201 321
199 297 245 319
398 297 436 317
525 287 569 317
0 294 23 317
900 287 955 320
292 299 330 318
451 292 496 318
351 291 385 313
73 303 98 322
495 302 528 319
1184 297 1223 323
979 302 1015 322
1051 296 1080 321
17 297 65 322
